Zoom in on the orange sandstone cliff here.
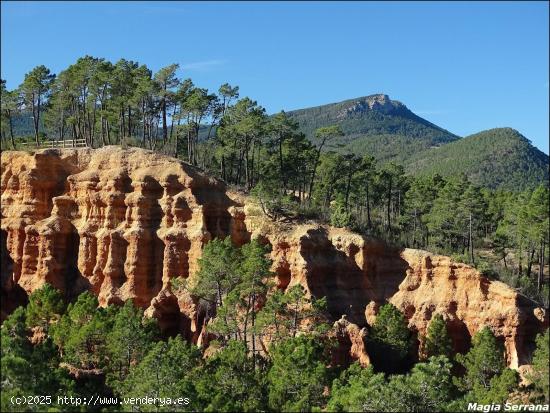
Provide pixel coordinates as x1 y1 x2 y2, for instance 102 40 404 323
1 147 546 368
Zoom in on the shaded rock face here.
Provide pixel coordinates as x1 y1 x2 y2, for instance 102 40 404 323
1 147 546 369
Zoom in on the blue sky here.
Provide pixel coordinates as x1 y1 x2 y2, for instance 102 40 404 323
2 1 548 153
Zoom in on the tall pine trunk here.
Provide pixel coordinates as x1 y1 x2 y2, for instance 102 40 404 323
8 110 15 148
538 241 545 292
386 177 392 233
162 98 168 143
527 248 536 278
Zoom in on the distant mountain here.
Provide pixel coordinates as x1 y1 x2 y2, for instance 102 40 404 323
407 128 549 190
286 94 460 158
287 95 548 190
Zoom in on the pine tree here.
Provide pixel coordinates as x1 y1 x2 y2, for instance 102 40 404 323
256 284 330 343
25 283 65 333
121 336 202 412
1 308 74 412
387 355 456 412
368 303 413 373
423 313 453 359
455 326 507 392
195 340 266 412
105 300 159 390
527 329 549 402
188 236 242 321
267 335 330 412
327 363 387 412
19 65 55 145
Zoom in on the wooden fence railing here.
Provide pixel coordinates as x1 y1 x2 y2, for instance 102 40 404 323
19 139 88 149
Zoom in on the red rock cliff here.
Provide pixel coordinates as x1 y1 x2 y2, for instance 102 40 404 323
1 147 546 368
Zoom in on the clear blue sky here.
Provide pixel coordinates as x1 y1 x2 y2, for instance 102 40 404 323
2 1 548 153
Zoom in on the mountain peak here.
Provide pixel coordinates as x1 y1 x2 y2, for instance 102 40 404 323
337 94 406 119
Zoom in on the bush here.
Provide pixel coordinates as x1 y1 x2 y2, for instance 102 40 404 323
330 199 352 228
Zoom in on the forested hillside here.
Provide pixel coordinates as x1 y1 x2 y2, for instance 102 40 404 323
286 96 548 190
407 128 549 190
286 93 458 144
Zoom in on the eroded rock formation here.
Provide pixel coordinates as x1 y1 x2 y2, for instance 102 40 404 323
1 147 547 369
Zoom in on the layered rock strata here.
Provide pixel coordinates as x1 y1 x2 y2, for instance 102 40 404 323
1 147 546 368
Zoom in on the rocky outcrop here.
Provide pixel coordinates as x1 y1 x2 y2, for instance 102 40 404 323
337 94 406 118
1 147 547 369
391 250 547 368
1 147 234 334
333 315 370 367
243 219 547 369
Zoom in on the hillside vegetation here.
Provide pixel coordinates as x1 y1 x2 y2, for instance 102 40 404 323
285 96 548 190
407 128 549 190
287 94 458 147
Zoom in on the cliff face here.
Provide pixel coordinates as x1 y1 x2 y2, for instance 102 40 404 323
1 147 546 368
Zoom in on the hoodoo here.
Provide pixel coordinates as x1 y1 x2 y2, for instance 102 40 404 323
1 147 547 368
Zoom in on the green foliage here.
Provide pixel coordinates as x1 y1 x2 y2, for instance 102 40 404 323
289 97 548 191
0 270 541 412
471 367 518 405
1 308 74 412
256 284 330 343
204 238 275 350
19 65 55 144
407 128 549 191
1 308 33 397
25 284 65 332
423 313 453 359
330 198 352 228
327 362 387 412
121 336 202 412
287 94 456 147
454 327 512 394
314 125 344 142
328 356 457 412
395 355 457 411
527 329 549 402
368 303 414 373
425 175 471 252
267 335 331 412
251 179 295 220
195 340 266 412
51 292 110 370
105 300 159 390
189 237 241 309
